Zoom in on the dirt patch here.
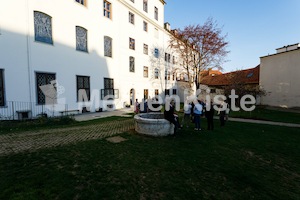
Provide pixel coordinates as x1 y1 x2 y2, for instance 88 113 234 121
106 136 127 143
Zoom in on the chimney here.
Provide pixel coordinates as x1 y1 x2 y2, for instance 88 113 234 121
276 43 300 53
164 22 171 31
171 29 178 36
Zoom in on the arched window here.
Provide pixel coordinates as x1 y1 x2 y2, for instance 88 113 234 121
76 26 88 52
104 36 112 57
34 11 53 44
143 0 148 12
129 56 135 72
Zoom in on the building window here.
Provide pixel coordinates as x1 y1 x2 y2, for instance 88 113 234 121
154 48 159 58
143 66 148 78
165 89 170 96
129 38 135 50
172 72 176 81
104 0 112 19
173 89 177 95
0 69 5 106
172 56 175 64
101 78 119 100
167 71 170 80
129 12 135 24
164 70 168 80
144 89 148 100
76 26 88 52
210 88 216 93
36 72 56 105
34 11 53 44
143 21 148 32
77 76 90 101
129 56 135 72
154 28 159 39
155 89 159 96
143 44 148 55
165 53 171 63
104 36 112 57
75 0 86 6
154 7 158 20
154 68 159 79
143 0 148 12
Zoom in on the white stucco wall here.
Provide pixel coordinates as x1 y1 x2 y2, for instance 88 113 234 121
260 49 300 108
0 0 181 117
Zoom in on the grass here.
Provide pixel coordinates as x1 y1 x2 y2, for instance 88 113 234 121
0 116 130 135
229 106 300 124
0 119 299 200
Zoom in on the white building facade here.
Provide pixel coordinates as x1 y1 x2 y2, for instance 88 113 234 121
260 44 300 108
0 0 183 119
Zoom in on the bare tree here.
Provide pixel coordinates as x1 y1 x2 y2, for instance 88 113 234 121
169 18 229 91
223 70 266 107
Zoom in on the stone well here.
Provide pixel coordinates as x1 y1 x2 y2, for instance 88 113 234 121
134 113 174 137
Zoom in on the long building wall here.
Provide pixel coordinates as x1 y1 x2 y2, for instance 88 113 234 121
0 0 181 117
260 49 300 108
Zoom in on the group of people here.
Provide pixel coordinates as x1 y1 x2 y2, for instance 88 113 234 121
135 97 229 135
134 98 161 114
164 99 229 134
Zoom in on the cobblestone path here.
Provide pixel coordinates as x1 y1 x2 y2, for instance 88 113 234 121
0 118 134 156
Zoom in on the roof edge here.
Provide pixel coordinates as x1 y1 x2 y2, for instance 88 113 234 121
160 0 166 5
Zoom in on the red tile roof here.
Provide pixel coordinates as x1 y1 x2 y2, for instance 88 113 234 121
200 65 260 86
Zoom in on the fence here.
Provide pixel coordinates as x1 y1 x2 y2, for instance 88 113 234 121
0 101 68 120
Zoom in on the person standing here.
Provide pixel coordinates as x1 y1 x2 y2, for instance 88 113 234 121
164 100 181 134
182 100 192 128
205 101 215 130
134 99 139 114
193 100 203 131
218 100 228 126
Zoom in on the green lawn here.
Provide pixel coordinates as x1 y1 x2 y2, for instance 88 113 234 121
229 106 300 124
0 119 299 200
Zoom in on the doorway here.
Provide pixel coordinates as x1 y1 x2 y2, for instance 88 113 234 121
130 88 135 106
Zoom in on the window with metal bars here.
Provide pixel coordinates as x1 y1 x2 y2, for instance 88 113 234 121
143 0 148 12
76 26 88 52
77 75 90 102
104 36 112 57
101 78 119 100
36 72 56 104
129 56 135 72
34 11 53 44
0 69 5 106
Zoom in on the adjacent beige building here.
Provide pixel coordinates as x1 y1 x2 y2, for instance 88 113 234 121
260 43 300 108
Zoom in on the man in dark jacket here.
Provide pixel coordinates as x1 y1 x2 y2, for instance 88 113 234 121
164 100 180 134
205 101 215 130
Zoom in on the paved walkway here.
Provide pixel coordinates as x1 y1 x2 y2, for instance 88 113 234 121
74 107 134 121
0 118 134 157
227 117 300 128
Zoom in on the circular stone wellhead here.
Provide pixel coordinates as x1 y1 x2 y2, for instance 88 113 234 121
134 113 175 137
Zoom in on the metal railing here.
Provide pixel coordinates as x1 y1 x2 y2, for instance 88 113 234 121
0 101 68 120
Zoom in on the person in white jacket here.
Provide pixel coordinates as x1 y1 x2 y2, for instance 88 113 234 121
182 100 192 128
193 100 203 131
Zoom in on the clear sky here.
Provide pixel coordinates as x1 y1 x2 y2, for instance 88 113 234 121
164 0 300 72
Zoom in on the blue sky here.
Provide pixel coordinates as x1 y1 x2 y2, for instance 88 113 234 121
164 0 300 72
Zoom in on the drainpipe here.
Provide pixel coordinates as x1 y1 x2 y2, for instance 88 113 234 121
26 0 33 104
